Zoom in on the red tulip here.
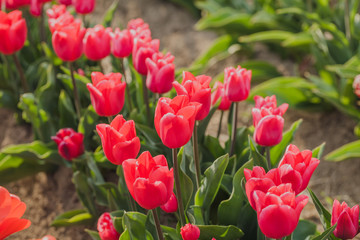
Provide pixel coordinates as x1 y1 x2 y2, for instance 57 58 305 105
97 212 120 240
278 144 320 194
145 52 175 94
353 75 360 98
29 0 51 17
132 38 159 75
180 223 200 240
96 115 140 165
6 0 30 9
0 10 27 55
52 21 85 61
111 28 133 58
224 66 251 102
253 114 284 147
160 192 178 213
47 5 79 34
84 25 112 61
123 151 174 210
254 95 289 115
73 0 95 14
331 199 359 239
253 184 308 239
0 186 31 239
173 71 211 120
46 4 66 19
211 81 231 111
154 95 200 148
127 18 151 40
87 72 126 117
51 128 84 161
59 0 71 6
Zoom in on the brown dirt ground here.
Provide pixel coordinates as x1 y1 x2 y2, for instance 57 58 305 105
2 0 360 239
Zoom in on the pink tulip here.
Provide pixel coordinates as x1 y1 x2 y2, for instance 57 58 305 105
84 25 112 61
331 199 359 239
111 28 133 58
224 66 251 102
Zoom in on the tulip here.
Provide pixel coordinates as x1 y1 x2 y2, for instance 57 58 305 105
331 200 359 239
87 72 126 117
0 10 27 55
96 115 140 165
127 18 151 40
278 144 320 194
122 151 174 210
253 114 284 147
353 75 360 98
97 212 120 240
173 71 212 121
160 192 178 213
224 66 251 102
6 0 30 9
132 38 159 75
145 52 175 94
52 21 85 61
211 81 231 111
254 95 289 115
73 0 95 14
46 4 66 19
51 128 84 161
253 184 308 239
83 25 112 61
180 223 200 240
59 0 71 5
29 0 51 17
0 186 31 239
154 95 200 148
111 28 133 58
47 8 79 34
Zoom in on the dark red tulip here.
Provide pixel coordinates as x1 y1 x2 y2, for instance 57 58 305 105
73 0 95 14
331 200 359 239
51 128 84 161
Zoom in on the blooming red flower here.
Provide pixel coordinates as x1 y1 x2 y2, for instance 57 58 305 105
132 38 159 75
253 114 284 147
46 4 67 19
253 184 308 239
52 21 85 61
111 28 133 58
160 192 178 213
224 66 251 102
146 52 175 94
154 95 200 148
83 25 112 61
87 72 126 117
211 81 231 111
173 71 212 120
252 95 288 126
331 200 359 239
127 18 151 40
47 5 79 34
59 0 71 6
29 0 51 17
97 212 120 240
123 151 174 210
0 10 27 55
0 186 31 239
72 0 95 14
180 223 200 240
6 0 30 9
51 128 84 161
96 115 140 165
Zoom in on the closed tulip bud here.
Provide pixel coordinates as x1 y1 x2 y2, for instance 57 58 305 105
253 184 308 239
52 21 85 61
73 0 95 14
87 72 126 117
46 4 67 19
96 115 140 165
123 151 174 210
160 192 178 213
146 52 175 94
59 0 71 6
97 212 120 240
111 28 133 58
0 186 31 240
224 66 251 102
6 0 30 9
83 25 111 61
253 115 284 146
51 128 84 161
155 95 201 148
0 10 27 55
30 0 51 17
353 75 360 98
48 10 79 34
331 200 359 239
173 71 212 120
180 223 200 240
211 81 231 111
133 38 159 75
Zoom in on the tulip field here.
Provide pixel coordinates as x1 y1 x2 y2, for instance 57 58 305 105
2 0 360 239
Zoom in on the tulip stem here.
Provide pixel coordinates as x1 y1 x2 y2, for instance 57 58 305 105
193 122 201 189
152 209 165 240
13 54 29 92
172 148 186 226
217 111 224 139
107 116 114 123
142 75 151 125
69 62 81 119
266 147 271 169
121 58 133 112
98 60 104 73
230 102 238 156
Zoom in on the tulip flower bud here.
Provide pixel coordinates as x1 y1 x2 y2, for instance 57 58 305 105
180 223 200 240
97 212 120 240
84 25 112 61
96 115 140 165
253 114 284 147
6 0 30 9
132 38 159 75
59 0 71 6
51 128 84 161
160 192 178 213
46 4 67 19
73 0 95 14
331 200 359 239
353 75 360 98
111 28 133 58
224 66 251 102
211 81 231 111
123 151 174 210
0 186 31 240
0 10 27 55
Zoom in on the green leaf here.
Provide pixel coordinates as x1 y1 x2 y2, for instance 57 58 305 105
198 106 218 142
52 209 93 227
241 60 282 83
58 90 77 129
312 143 326 159
161 225 180 240
102 0 119 27
198 225 244 240
293 220 317 240
308 188 332 230
325 140 360 162
178 147 194 211
72 171 98 216
204 136 226 159
239 30 294 43
248 137 268 171
270 119 303 166
85 229 102 240
123 212 149 240
0 90 17 110
78 105 99 150
311 224 337 240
